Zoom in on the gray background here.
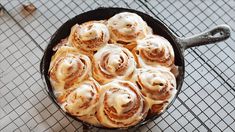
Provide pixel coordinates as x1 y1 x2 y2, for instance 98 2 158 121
0 0 235 131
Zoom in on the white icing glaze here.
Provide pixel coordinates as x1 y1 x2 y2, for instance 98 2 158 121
55 55 83 80
137 67 177 113
93 44 136 84
79 22 109 41
136 35 175 68
64 85 95 115
68 21 110 51
97 80 148 128
62 79 100 125
49 12 179 128
106 87 136 114
49 46 91 92
108 12 152 42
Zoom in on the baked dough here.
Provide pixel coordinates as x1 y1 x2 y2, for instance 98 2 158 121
49 12 178 128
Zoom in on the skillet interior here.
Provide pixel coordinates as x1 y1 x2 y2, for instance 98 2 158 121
41 7 185 129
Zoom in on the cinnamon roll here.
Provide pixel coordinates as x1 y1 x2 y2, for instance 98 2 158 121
134 35 175 68
97 80 149 128
107 12 152 47
49 46 91 93
62 78 100 125
136 68 177 114
47 12 181 128
92 44 136 84
68 21 109 52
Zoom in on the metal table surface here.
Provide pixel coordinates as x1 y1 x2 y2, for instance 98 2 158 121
0 0 235 131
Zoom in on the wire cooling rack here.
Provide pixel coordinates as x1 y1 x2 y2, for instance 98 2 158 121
0 0 235 131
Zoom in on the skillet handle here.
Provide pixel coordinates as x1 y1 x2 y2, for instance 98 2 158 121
178 24 231 50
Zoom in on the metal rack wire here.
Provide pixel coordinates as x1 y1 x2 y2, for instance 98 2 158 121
0 0 234 131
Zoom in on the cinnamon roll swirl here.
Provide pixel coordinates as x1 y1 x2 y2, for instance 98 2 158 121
62 78 100 125
136 68 177 114
92 44 136 84
97 80 149 128
107 12 152 47
49 46 91 93
68 21 110 52
134 35 175 68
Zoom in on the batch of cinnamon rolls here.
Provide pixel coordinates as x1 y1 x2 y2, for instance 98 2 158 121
49 12 178 128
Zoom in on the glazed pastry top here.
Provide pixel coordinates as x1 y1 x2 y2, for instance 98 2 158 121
108 12 151 43
49 12 178 128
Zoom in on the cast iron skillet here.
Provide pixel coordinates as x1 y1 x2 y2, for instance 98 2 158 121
40 7 231 130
